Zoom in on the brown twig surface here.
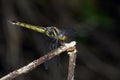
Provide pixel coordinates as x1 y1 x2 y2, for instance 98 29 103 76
0 41 76 80
67 47 77 80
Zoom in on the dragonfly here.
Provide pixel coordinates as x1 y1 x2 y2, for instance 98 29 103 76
9 20 69 69
9 20 67 43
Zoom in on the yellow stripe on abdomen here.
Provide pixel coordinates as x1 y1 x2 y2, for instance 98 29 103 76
11 21 45 33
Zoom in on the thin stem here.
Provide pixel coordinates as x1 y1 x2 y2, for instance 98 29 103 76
67 48 77 80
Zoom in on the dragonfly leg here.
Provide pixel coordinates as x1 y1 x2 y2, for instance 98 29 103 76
48 40 61 65
44 61 49 70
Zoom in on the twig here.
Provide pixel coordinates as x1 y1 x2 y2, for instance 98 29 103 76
0 41 76 80
67 46 77 80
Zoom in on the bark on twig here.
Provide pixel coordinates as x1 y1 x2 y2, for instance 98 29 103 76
0 41 76 80
67 47 77 80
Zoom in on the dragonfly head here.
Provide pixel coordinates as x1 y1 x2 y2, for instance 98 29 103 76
58 31 67 41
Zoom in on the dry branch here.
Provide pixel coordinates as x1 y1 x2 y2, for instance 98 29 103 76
67 48 77 80
0 41 76 80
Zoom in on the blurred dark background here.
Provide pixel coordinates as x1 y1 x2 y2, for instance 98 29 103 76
0 0 120 80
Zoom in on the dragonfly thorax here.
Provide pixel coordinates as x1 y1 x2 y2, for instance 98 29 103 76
44 26 67 41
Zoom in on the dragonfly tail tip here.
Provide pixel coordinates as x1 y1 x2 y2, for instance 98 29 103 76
8 19 17 24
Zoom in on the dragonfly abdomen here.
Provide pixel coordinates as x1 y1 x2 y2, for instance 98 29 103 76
9 20 45 33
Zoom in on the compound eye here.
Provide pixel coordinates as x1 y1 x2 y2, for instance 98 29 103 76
58 33 67 41
59 34 63 37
